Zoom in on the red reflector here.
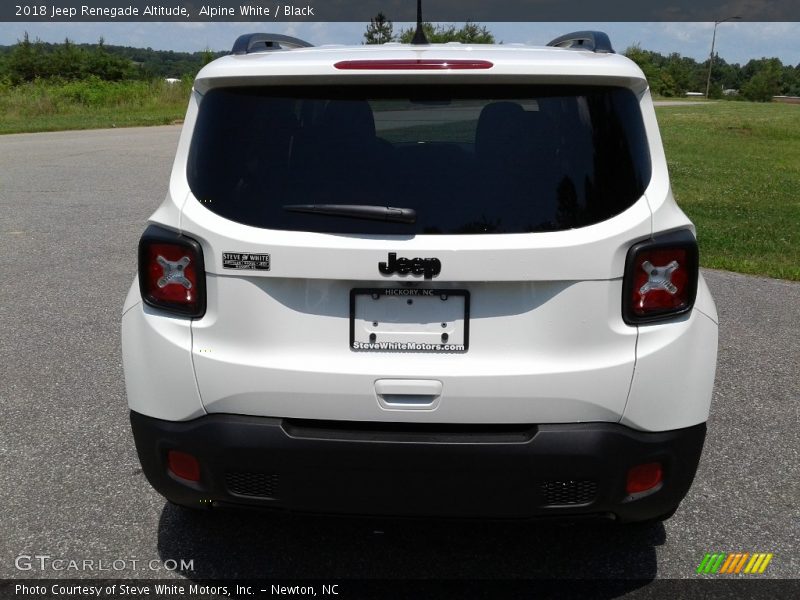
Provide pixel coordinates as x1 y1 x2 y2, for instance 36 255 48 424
626 462 663 494
167 450 200 482
334 59 493 70
143 242 199 308
630 247 691 317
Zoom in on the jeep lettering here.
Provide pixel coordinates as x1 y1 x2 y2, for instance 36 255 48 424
378 253 442 279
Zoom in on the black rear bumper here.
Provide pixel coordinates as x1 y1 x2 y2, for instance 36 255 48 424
130 411 705 522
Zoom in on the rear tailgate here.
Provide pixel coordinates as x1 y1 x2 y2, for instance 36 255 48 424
185 209 648 423
179 74 653 424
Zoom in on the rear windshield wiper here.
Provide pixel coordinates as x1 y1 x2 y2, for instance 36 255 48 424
283 204 416 224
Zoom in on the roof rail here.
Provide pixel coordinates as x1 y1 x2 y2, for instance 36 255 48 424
546 31 614 54
231 33 313 55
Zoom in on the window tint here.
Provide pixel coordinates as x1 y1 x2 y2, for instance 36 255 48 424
187 85 651 234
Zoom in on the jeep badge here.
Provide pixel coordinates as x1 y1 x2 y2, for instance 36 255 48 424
378 252 442 280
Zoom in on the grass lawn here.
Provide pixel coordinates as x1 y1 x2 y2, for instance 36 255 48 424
0 79 190 134
656 102 800 281
0 107 186 133
0 106 186 133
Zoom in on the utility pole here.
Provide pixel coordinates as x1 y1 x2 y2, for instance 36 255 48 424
705 16 741 98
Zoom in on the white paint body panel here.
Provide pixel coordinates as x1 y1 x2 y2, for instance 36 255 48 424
191 277 636 423
122 42 718 432
121 280 205 421
622 292 718 431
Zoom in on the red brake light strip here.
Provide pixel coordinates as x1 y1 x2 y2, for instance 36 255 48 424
334 59 494 71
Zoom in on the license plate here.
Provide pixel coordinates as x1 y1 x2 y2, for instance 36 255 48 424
350 288 469 352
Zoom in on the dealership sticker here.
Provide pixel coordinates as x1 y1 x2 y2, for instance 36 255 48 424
222 252 270 270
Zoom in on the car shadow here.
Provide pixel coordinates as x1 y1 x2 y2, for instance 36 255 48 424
156 503 662 588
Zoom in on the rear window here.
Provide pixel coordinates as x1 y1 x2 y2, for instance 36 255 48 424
187 85 651 234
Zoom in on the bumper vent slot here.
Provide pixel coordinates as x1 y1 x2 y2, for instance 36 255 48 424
225 472 279 498
541 480 597 506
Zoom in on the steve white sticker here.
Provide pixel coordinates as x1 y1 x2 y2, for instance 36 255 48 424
222 252 270 270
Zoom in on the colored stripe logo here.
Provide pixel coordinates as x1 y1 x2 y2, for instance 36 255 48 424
696 552 773 574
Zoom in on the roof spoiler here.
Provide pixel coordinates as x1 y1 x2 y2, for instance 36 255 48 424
546 31 614 54
231 33 314 55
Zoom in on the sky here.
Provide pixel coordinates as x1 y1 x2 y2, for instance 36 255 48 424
0 21 798 66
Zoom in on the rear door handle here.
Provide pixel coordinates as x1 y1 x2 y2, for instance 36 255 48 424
375 379 443 410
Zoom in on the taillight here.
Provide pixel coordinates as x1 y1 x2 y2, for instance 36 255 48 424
138 225 206 318
334 59 494 70
622 230 699 325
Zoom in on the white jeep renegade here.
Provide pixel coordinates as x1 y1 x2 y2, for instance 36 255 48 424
122 31 719 522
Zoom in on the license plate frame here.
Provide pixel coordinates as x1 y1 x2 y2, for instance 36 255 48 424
349 288 470 353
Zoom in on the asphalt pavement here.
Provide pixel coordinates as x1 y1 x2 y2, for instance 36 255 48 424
0 126 797 587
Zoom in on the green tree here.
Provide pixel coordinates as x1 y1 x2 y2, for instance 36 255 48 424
7 32 47 83
364 13 394 44
741 58 783 101
200 47 215 67
714 58 745 94
86 37 137 80
397 22 435 43
453 22 494 43
397 22 494 44
795 64 800 94
624 44 666 95
656 71 679 97
53 37 87 80
663 53 695 96
780 63 799 95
